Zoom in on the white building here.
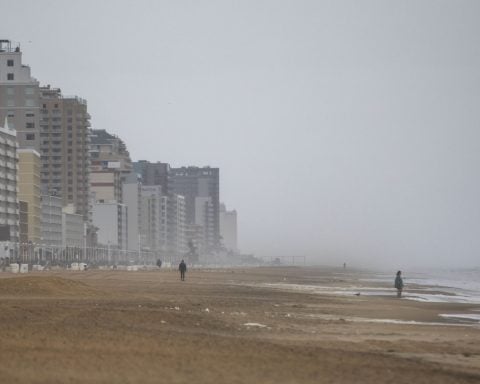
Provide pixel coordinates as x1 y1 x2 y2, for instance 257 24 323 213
220 203 238 252
40 194 63 247
92 201 127 249
62 205 84 248
195 196 215 252
0 117 19 242
167 194 187 257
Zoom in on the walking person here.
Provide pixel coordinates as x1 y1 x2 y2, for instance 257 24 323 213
395 270 404 298
179 259 187 281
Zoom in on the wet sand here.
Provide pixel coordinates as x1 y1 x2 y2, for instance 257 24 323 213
0 267 479 383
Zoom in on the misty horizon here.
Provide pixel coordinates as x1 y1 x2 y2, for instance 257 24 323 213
3 0 480 268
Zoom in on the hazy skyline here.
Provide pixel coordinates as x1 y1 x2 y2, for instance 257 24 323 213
3 0 480 267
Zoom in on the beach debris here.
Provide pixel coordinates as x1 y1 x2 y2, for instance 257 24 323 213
204 308 210 313
354 293 361 296
160 320 167 324
285 313 292 318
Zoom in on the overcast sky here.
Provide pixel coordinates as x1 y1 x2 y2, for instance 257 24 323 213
3 0 480 267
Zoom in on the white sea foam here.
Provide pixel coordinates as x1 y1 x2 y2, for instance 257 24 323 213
439 314 480 323
244 322 268 328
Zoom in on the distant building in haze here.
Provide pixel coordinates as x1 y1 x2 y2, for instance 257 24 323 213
219 203 237 252
170 166 220 252
91 201 127 249
122 171 141 251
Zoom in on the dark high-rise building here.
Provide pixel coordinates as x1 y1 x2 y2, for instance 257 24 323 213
169 166 220 251
133 160 170 191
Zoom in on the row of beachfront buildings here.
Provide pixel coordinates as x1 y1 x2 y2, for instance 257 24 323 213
0 39 237 260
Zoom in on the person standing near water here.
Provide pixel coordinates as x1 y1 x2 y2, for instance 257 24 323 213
395 270 404 298
179 259 187 281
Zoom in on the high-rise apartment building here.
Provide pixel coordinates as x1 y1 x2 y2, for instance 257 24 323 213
18 148 41 243
39 86 90 219
0 40 40 150
170 166 220 252
90 129 131 203
0 118 19 242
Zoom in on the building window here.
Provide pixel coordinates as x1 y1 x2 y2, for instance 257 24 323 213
7 59 14 67
26 112 35 117
26 133 35 141
6 87 14 95
26 122 35 129
25 87 34 95
54 103 58 108
7 73 14 80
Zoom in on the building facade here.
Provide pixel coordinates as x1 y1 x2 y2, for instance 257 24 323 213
17 148 41 243
40 194 63 246
167 194 187 258
90 129 132 203
62 205 84 248
0 40 40 150
139 185 167 255
19 201 28 243
0 117 19 242
39 85 90 220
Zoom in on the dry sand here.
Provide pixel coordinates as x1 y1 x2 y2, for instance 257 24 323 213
0 267 479 383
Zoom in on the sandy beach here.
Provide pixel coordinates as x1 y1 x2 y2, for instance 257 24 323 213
0 267 479 383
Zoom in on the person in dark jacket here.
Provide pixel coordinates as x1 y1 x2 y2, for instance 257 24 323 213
395 270 404 298
179 259 187 281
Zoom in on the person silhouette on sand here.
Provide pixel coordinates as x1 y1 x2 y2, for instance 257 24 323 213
395 270 404 298
179 259 187 281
